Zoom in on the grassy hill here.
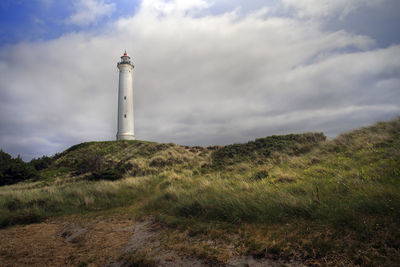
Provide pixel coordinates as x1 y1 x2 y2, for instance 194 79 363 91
0 118 399 266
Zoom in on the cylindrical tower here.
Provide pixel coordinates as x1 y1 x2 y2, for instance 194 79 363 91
116 51 135 140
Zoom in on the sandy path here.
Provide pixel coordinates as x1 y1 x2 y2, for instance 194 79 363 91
0 216 304 266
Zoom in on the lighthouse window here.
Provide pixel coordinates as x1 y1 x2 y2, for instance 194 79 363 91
124 96 126 100
124 114 126 118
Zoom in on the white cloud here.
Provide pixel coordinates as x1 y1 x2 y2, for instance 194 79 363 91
140 0 211 16
66 0 116 26
0 0 399 159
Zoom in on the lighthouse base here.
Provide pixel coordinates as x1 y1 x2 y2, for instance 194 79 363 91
116 133 136 141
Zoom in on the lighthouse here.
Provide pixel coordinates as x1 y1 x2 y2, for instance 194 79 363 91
116 51 135 140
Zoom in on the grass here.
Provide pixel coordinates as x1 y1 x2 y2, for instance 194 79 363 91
117 251 159 267
0 118 399 265
0 176 159 228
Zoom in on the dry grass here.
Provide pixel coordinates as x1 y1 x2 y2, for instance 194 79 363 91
0 216 136 266
0 117 399 266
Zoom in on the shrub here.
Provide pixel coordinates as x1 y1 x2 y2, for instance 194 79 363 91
89 168 124 181
149 155 184 168
115 162 133 173
149 157 168 167
74 153 105 175
30 155 53 171
0 150 13 173
211 133 326 168
0 150 39 186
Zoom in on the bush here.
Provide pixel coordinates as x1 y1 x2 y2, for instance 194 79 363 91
115 162 133 173
0 150 13 170
88 162 132 181
149 157 168 167
0 150 39 186
30 156 53 171
74 153 105 175
211 133 326 168
90 168 124 181
149 155 184 168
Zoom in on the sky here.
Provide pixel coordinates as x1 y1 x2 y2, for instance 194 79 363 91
0 0 399 160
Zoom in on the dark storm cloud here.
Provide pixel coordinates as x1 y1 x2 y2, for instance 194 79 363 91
0 0 399 160
323 1 400 47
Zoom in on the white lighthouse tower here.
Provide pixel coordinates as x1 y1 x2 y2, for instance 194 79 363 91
116 51 135 140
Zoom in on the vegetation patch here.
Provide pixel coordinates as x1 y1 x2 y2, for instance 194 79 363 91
210 132 326 168
0 151 39 186
0 118 399 266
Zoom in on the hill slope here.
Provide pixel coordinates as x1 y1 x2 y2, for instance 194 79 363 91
0 118 399 266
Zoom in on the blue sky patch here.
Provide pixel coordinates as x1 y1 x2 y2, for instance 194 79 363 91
0 0 140 46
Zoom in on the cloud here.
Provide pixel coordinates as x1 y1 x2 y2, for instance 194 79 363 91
282 0 386 19
140 0 211 16
66 0 116 26
0 0 399 160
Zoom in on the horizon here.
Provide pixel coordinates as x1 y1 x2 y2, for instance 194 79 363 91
1 0 400 160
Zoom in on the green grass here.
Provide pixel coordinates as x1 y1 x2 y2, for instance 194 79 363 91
0 176 159 228
0 118 399 265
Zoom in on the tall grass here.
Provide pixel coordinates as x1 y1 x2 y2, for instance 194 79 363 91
145 171 400 227
0 118 399 265
0 176 157 227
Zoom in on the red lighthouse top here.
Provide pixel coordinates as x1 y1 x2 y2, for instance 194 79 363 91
118 50 134 68
121 50 131 60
